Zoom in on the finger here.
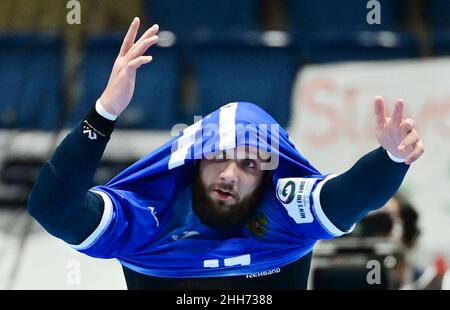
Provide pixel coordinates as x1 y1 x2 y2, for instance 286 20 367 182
128 55 153 69
404 140 425 165
127 36 158 61
397 129 419 152
127 24 159 59
374 96 387 130
133 24 159 50
119 17 140 57
391 98 405 126
400 118 415 133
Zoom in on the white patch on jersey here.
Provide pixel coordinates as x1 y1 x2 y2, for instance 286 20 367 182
172 231 200 241
219 102 238 150
168 118 202 170
203 259 219 268
276 177 315 224
148 206 159 227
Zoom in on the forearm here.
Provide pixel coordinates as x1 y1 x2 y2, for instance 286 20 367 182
320 146 409 231
27 106 115 244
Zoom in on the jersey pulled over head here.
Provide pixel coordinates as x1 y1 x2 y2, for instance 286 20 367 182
105 101 319 215
80 102 343 278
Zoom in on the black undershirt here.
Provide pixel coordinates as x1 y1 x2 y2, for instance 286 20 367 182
122 252 312 290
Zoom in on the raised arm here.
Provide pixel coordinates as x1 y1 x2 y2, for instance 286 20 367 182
320 97 425 231
27 18 160 245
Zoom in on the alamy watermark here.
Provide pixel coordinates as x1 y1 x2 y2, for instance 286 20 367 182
66 0 81 25
366 256 397 285
367 0 381 25
66 260 81 285
169 115 280 171
65 1 381 28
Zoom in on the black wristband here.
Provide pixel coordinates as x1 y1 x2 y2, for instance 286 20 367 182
83 106 117 140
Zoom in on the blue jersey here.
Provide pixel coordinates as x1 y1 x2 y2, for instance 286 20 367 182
68 102 353 278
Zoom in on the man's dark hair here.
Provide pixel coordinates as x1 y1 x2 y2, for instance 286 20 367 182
395 193 421 249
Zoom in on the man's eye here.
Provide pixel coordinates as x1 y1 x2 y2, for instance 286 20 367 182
241 159 256 169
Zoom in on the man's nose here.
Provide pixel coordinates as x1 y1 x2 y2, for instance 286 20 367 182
219 161 238 184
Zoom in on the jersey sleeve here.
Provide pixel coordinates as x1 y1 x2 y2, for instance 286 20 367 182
274 174 355 240
66 186 161 259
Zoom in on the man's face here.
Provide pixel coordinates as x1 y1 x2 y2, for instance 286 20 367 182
192 146 270 228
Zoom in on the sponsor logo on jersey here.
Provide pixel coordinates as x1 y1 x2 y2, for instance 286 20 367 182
246 267 281 278
276 180 296 204
276 178 315 224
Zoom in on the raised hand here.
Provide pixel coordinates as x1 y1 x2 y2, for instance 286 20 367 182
99 17 159 117
374 96 424 165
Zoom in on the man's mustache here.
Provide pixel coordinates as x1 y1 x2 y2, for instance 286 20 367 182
210 183 239 199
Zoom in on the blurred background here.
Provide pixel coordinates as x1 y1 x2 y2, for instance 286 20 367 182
0 0 449 289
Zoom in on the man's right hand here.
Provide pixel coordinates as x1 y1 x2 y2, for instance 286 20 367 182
99 17 159 117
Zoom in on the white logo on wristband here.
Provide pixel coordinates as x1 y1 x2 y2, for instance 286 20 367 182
83 125 97 140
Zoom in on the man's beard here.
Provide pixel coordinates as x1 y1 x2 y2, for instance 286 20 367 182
192 166 271 229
